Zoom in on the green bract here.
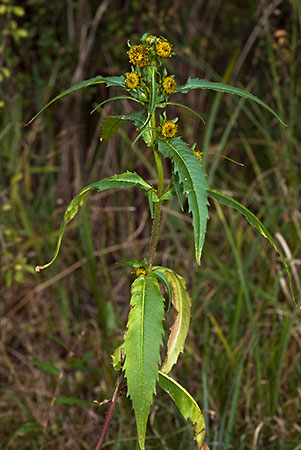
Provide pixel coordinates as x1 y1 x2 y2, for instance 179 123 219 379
30 33 294 450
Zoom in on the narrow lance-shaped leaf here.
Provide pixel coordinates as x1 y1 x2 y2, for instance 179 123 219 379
158 137 209 264
123 273 165 450
153 267 192 374
158 371 206 449
26 75 125 124
208 188 296 305
35 172 153 272
176 77 286 126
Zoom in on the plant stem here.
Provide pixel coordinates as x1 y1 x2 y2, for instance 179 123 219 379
148 112 164 264
94 372 123 450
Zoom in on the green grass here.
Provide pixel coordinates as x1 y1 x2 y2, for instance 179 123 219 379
1 1 300 449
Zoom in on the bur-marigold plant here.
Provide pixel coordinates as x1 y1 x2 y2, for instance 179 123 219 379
29 32 294 450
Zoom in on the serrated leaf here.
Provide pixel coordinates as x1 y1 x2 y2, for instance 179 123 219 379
176 77 286 125
208 188 296 304
31 359 60 375
158 137 209 264
101 75 126 87
158 371 206 448
35 172 152 271
123 273 165 450
26 75 125 124
55 396 94 406
154 268 191 373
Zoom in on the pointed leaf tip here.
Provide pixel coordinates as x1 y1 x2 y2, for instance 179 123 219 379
158 371 206 448
176 78 286 126
36 172 152 271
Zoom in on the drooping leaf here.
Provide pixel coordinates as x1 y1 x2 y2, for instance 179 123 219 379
101 117 128 141
158 137 209 264
90 95 142 115
158 371 206 448
26 75 125 124
176 77 286 125
101 111 147 141
154 268 191 373
123 273 165 450
35 172 152 271
208 188 296 304
31 359 60 376
152 268 172 311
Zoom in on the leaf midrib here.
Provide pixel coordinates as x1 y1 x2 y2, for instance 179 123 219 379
165 140 201 240
140 276 147 401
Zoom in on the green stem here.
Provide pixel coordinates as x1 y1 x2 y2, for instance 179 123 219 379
148 114 164 265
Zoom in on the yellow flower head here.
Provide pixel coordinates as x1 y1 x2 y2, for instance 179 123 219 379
161 121 178 138
156 40 172 58
135 267 147 277
193 150 202 163
128 45 150 68
162 76 176 94
125 72 140 89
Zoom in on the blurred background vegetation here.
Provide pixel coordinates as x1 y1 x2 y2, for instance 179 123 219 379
0 0 300 449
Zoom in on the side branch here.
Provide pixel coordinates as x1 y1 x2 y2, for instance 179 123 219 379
94 372 124 450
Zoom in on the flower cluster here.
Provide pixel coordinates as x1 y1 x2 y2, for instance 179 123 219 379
127 35 173 68
124 34 180 142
